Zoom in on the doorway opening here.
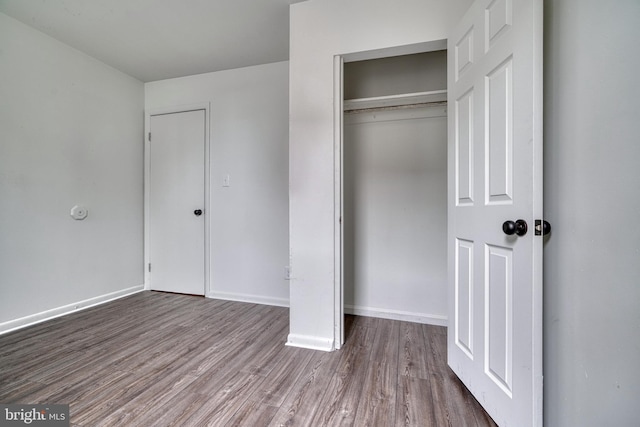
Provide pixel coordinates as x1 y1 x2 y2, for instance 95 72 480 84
335 43 448 348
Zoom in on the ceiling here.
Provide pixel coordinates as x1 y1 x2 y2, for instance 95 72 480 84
0 0 306 82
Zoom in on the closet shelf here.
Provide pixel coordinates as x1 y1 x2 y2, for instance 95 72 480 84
344 90 447 112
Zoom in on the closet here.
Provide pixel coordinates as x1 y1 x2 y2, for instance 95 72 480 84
342 50 448 324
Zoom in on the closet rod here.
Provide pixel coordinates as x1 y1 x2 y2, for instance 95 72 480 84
343 89 447 113
344 100 446 114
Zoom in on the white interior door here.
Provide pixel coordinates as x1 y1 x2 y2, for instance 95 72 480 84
149 110 206 295
447 0 543 426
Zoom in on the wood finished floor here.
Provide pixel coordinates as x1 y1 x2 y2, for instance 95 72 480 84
0 291 497 427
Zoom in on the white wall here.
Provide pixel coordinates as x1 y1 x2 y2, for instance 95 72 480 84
543 0 640 425
0 13 144 330
288 0 473 350
344 50 447 99
344 108 448 323
145 62 290 306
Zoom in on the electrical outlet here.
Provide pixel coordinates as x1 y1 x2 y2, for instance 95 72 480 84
284 266 291 280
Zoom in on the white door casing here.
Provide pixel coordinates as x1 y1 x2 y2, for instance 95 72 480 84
148 109 207 296
334 55 345 350
447 0 543 425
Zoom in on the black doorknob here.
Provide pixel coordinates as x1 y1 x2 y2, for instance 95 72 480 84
502 219 528 236
194 209 203 216
502 220 516 235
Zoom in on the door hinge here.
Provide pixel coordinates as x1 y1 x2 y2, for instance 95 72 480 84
148 263 151 273
148 132 151 142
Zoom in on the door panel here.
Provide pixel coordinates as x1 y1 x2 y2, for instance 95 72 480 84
455 28 474 80
454 238 474 358
456 89 474 205
149 110 205 295
486 0 512 48
448 0 543 425
485 244 513 396
486 58 513 204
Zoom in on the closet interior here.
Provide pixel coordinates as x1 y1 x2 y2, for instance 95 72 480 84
342 50 449 323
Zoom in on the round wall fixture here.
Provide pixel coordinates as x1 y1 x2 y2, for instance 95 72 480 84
70 205 88 220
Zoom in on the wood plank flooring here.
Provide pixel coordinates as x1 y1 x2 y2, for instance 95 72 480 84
0 291 497 427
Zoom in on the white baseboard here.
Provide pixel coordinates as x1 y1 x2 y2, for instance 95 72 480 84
286 333 334 352
0 285 145 335
345 304 448 326
207 290 289 308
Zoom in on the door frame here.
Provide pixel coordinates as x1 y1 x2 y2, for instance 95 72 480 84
144 103 211 295
333 40 447 349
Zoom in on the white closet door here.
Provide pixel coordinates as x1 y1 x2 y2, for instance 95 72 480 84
447 0 544 425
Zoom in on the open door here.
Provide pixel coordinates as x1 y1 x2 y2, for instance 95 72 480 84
447 0 543 426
